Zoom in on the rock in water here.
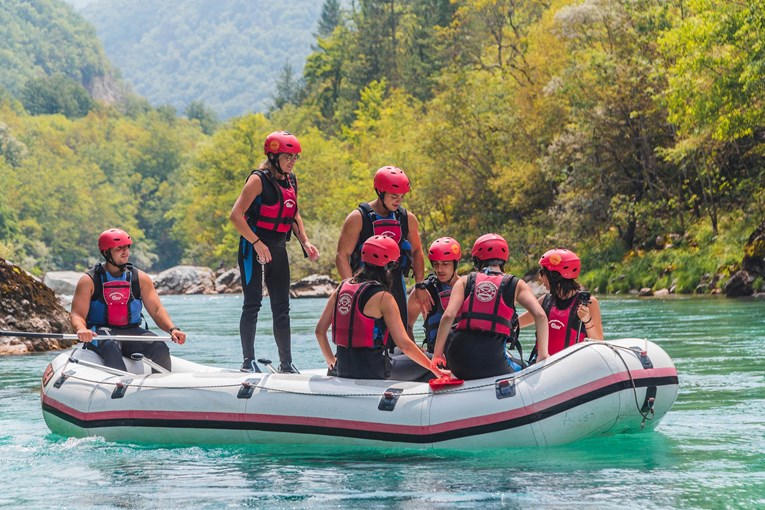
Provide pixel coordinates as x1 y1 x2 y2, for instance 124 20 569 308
0 258 75 355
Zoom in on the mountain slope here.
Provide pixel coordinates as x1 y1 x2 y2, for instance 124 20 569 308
78 0 325 118
0 0 120 102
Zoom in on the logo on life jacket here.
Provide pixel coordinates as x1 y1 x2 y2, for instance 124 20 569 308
550 319 565 330
337 293 354 315
285 199 296 209
379 230 396 239
474 281 498 302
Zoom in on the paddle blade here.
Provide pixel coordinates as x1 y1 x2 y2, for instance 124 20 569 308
429 376 464 390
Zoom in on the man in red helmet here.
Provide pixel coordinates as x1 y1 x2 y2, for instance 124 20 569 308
335 166 430 350
70 228 186 372
316 236 449 380
406 237 462 353
430 234 549 380
230 131 320 373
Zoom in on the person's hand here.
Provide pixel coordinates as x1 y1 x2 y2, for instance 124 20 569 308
576 303 592 324
254 242 272 264
536 352 550 362
415 287 434 315
304 241 320 262
431 366 453 379
170 328 186 345
430 353 447 371
77 328 95 343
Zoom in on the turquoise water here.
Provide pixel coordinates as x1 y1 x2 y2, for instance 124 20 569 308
2 295 764 509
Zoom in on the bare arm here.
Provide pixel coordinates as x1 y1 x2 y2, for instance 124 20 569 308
515 280 548 360
407 212 433 314
139 271 186 344
335 210 362 280
229 173 272 263
517 295 545 328
292 211 320 261
314 290 338 368
577 297 604 340
71 274 95 342
405 287 422 341
431 276 467 364
380 292 447 377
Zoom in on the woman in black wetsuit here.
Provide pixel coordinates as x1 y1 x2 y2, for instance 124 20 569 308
229 131 320 373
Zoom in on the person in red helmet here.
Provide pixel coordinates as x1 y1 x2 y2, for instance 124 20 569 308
430 234 549 380
406 236 462 353
70 228 186 372
335 166 430 351
518 248 603 359
316 236 449 380
230 131 320 373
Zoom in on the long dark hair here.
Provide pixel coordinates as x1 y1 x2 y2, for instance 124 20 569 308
353 264 393 290
540 267 581 300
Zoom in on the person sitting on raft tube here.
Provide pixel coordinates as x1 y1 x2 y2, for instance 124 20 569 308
335 166 430 349
430 233 549 380
316 235 450 380
70 228 186 372
518 248 603 359
406 237 461 353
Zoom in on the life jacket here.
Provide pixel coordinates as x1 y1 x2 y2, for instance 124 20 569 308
422 275 453 352
332 279 388 349
542 292 587 355
85 263 143 328
244 170 298 234
454 272 517 338
350 203 413 276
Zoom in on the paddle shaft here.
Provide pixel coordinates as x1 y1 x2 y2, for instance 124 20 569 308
0 330 171 343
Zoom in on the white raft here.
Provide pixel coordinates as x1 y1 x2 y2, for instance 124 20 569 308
41 338 678 449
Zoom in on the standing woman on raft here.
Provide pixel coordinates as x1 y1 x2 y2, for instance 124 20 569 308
431 234 550 380
316 235 448 380
230 131 320 373
518 248 603 359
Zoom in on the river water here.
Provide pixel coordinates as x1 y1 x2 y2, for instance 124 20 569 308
1 295 763 509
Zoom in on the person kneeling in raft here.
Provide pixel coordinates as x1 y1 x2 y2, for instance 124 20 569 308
316 235 451 380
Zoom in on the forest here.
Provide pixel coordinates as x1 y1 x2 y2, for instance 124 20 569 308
1 0 764 294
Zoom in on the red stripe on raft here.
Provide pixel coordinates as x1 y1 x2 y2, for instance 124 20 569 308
42 366 677 435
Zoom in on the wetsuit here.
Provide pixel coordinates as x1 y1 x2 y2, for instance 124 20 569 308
85 263 170 371
332 280 390 379
447 271 519 380
239 170 298 369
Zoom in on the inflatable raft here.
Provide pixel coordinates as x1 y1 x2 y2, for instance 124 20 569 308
40 338 678 449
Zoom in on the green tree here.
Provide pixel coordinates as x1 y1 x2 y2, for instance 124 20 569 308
20 74 96 118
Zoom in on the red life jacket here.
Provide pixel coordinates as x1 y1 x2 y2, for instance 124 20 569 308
85 263 143 328
454 272 517 336
543 293 587 355
246 170 298 233
350 203 413 275
332 280 388 349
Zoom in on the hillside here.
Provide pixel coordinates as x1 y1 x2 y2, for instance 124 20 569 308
0 0 121 103
76 0 327 118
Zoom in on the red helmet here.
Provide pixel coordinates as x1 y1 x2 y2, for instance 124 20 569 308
539 248 581 279
264 131 301 155
361 235 400 267
98 228 132 251
428 237 461 262
471 233 508 262
374 166 410 195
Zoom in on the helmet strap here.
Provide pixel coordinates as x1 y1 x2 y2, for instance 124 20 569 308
101 250 129 271
268 153 286 177
376 190 395 212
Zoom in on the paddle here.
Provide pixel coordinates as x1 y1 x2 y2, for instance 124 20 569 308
0 330 172 343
